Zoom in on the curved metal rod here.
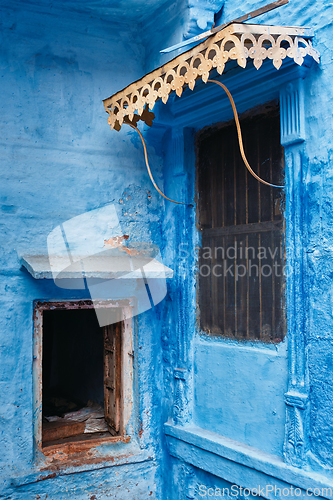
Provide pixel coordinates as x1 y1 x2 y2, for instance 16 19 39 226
208 79 284 189
127 122 188 205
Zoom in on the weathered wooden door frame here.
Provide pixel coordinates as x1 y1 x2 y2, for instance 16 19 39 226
32 299 134 458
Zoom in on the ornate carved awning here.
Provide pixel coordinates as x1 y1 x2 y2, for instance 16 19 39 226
103 22 319 131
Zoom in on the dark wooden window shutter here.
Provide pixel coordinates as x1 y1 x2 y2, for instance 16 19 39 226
104 321 122 435
197 103 286 341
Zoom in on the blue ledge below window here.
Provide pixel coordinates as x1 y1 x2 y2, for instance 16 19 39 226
164 423 333 499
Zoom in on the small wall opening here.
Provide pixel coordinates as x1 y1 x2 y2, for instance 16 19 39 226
41 304 123 447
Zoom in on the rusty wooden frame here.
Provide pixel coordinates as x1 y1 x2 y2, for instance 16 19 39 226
33 299 134 461
104 321 122 435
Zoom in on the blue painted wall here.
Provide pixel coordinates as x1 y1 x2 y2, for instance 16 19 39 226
0 1 182 498
2 0 333 499
193 340 288 456
156 0 333 498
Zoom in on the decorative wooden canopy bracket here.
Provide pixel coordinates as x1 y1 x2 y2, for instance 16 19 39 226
103 23 319 132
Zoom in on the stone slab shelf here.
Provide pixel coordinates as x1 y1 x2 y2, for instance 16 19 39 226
20 254 174 280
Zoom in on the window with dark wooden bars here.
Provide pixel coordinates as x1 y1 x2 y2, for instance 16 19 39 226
197 102 286 341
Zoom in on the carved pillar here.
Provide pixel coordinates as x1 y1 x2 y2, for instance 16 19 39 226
167 126 196 426
177 463 197 500
281 80 309 467
173 368 190 425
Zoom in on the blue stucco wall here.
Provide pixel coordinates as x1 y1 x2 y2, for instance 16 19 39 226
155 0 333 498
193 340 288 456
3 0 333 498
0 1 180 498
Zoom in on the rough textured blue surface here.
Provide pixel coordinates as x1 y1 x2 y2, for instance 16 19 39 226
0 1 173 498
2 0 333 498
158 0 333 497
193 340 288 456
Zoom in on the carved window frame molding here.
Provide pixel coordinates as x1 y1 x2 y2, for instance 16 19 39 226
102 20 318 465
280 79 309 468
159 62 311 468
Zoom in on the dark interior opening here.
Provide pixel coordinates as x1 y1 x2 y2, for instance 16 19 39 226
42 307 106 445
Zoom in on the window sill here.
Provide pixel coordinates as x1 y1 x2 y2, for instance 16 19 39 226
10 439 153 488
42 432 131 458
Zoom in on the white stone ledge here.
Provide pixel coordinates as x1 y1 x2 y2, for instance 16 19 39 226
20 254 173 280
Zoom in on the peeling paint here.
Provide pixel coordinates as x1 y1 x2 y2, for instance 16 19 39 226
103 235 129 248
139 421 143 440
